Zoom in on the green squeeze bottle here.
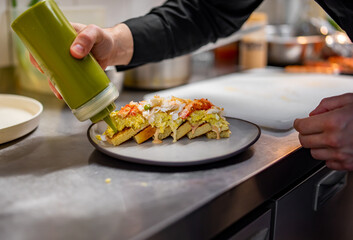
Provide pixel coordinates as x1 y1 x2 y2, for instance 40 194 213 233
11 0 118 132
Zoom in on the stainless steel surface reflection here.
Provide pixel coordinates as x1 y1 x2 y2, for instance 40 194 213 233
0 67 302 240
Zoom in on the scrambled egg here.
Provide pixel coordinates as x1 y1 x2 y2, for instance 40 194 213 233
105 113 147 138
188 110 229 129
150 112 184 133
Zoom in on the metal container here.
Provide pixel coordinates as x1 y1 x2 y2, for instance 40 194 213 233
124 55 191 90
105 66 124 93
266 24 325 66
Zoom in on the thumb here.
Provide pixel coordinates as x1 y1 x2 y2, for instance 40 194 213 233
70 43 87 59
70 24 103 59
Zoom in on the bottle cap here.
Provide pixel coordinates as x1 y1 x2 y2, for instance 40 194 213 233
72 82 119 121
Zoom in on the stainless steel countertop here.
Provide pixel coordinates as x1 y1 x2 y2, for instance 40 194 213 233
0 67 305 240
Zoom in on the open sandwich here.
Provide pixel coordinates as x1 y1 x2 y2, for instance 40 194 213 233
101 96 231 146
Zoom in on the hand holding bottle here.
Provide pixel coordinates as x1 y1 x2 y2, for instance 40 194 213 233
30 22 133 99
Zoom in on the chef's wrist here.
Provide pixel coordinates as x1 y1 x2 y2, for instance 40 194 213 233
109 23 134 66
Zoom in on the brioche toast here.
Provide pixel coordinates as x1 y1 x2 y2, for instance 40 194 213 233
102 96 231 146
107 123 149 146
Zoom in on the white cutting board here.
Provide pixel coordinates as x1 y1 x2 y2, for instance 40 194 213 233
144 69 353 130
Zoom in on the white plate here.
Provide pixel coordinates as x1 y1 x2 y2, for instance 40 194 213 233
87 118 261 166
0 94 43 144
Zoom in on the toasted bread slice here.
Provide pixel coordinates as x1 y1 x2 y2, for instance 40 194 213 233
206 130 231 139
107 123 149 146
134 125 156 144
175 122 192 141
187 123 212 139
158 126 172 140
207 125 230 139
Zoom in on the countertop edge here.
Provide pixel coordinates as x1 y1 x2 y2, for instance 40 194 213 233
136 147 324 240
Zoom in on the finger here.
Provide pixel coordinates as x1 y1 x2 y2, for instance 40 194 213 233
310 148 334 161
71 22 86 33
48 80 62 100
310 148 353 165
326 161 345 170
310 104 330 116
29 54 44 73
294 114 326 135
298 133 329 149
310 93 353 116
326 160 353 171
70 24 104 59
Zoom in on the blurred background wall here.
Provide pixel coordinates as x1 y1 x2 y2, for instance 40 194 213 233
0 0 325 68
0 0 165 68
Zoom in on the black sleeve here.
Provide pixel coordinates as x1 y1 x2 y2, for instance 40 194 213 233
315 0 353 40
122 0 263 67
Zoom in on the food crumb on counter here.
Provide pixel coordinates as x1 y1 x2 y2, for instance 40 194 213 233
105 178 111 184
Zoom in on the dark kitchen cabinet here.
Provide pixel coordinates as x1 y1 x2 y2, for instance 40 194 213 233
273 167 348 240
216 166 350 240
230 209 271 240
215 208 271 240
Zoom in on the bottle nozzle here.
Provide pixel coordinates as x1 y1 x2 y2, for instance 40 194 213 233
103 115 117 133
90 102 117 132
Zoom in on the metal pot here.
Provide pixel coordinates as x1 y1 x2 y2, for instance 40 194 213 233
124 55 191 90
266 24 326 66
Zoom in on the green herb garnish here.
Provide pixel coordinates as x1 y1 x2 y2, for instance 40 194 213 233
144 104 151 110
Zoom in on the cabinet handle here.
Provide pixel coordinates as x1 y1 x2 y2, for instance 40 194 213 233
313 170 348 211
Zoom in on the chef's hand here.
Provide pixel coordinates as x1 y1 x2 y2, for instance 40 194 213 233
30 22 133 98
294 93 353 171
70 23 133 69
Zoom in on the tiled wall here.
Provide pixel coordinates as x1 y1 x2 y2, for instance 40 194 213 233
0 0 165 67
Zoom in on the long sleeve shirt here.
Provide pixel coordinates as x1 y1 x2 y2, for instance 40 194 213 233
122 0 353 67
